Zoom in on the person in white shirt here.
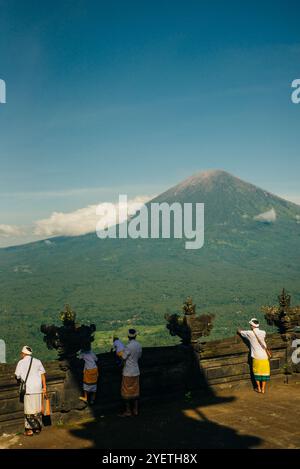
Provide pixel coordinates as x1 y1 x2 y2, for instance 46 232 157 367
15 346 47 436
237 318 271 394
118 329 142 417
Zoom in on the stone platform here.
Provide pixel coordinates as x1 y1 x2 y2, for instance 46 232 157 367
1 380 299 449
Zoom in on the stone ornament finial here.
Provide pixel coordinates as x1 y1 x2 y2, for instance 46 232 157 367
278 289 291 310
60 304 76 324
182 297 196 316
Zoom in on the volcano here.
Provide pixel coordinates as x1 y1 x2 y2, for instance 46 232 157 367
1 170 300 360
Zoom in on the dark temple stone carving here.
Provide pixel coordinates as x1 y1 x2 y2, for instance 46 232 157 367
165 297 214 348
262 289 300 375
262 289 300 336
41 304 96 361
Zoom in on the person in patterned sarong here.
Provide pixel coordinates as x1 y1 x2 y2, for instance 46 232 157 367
118 329 142 417
15 346 47 436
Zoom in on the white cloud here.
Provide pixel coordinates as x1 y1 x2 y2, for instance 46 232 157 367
253 208 276 223
0 224 25 237
34 196 150 238
44 240 54 246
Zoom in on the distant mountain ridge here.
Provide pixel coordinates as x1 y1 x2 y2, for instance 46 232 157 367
153 169 300 225
2 169 299 251
1 170 300 362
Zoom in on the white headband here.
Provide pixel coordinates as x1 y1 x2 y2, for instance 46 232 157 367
249 318 259 328
21 346 32 355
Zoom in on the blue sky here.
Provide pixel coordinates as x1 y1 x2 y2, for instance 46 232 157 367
0 0 299 246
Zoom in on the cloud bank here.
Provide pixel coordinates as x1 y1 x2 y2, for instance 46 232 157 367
0 224 25 237
34 196 150 237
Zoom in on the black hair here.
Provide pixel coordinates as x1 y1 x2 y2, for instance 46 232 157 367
81 342 91 353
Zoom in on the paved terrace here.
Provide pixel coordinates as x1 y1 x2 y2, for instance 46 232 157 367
0 381 299 449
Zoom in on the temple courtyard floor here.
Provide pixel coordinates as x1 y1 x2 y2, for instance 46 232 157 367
1 381 300 449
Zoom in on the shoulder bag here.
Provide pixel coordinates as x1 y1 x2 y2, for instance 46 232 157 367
253 329 272 359
19 356 33 403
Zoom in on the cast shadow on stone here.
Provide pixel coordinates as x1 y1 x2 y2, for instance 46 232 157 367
40 306 260 448
65 346 260 449
67 385 261 449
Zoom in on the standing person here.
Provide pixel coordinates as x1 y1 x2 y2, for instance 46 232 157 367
119 329 142 417
111 335 125 368
237 318 271 394
79 345 99 405
15 346 47 436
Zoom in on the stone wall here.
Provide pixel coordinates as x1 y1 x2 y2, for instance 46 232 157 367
0 333 294 434
199 333 290 389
